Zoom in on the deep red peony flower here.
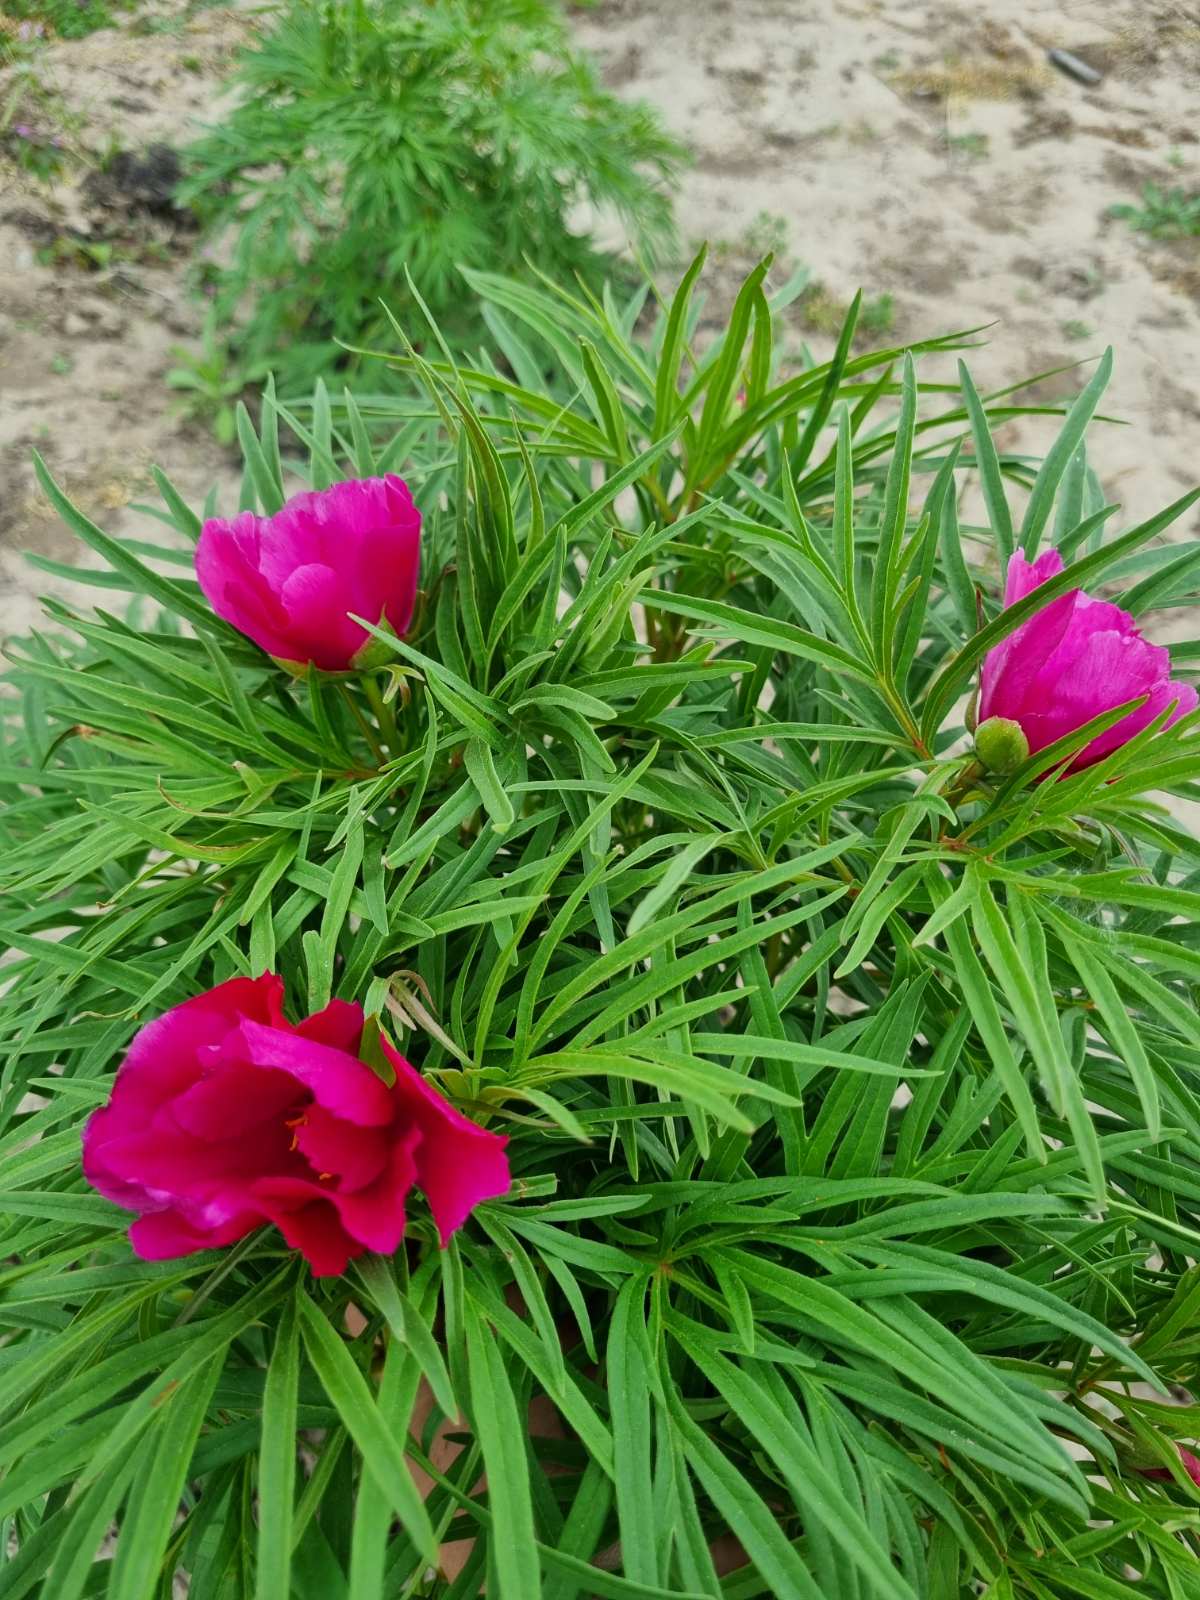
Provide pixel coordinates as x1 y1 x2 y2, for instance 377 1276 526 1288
977 549 1196 773
195 475 421 673
82 975 509 1276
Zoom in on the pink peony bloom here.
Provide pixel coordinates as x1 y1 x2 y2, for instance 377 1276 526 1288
82 975 509 1276
195 476 421 673
978 549 1197 772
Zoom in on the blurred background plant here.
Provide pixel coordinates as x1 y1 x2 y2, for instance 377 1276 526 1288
1110 182 1200 241
177 0 685 395
0 116 65 180
165 308 270 447
0 13 78 175
0 0 137 43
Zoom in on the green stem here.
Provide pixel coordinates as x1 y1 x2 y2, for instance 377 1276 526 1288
338 682 386 766
362 673 400 755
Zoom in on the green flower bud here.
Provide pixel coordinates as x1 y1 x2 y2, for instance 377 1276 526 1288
974 716 1030 775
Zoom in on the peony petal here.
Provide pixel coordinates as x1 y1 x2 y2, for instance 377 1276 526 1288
378 1038 510 1244
277 563 369 672
84 976 488 1277
293 1104 392 1191
1003 548 1064 606
337 475 421 639
251 1131 420 1271
1071 677 1198 770
93 1117 298 1196
981 554 1133 723
231 1020 395 1125
250 1186 361 1277
195 478 421 671
1012 626 1174 757
195 515 302 659
123 973 287 1084
330 1131 420 1254
171 1063 304 1139
295 999 365 1055
978 549 1196 774
980 591 1080 723
82 975 289 1206
129 1207 257 1261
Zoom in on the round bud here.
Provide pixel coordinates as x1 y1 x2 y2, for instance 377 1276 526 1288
974 716 1030 775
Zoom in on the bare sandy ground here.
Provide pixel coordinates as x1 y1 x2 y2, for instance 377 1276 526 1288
575 0 1200 535
0 2 246 637
1 0 1198 640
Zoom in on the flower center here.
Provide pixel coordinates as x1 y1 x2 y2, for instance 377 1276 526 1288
284 1109 334 1182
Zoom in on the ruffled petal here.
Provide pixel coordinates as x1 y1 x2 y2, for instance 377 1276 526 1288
249 1187 361 1277
195 515 302 658
196 478 422 670
295 999 366 1055
92 1114 298 1197
980 592 1080 722
82 975 289 1206
252 1127 420 1271
1072 677 1198 770
977 548 1195 772
379 1038 510 1244
171 1063 303 1139
130 1207 257 1261
277 563 369 672
229 1020 395 1125
328 1127 421 1253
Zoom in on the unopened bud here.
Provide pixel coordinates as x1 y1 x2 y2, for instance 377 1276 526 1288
974 716 1029 775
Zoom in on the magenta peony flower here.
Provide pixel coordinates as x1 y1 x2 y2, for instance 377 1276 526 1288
82 975 509 1276
195 476 421 673
977 549 1196 773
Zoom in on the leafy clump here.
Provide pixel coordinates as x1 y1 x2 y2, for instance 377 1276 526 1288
180 0 685 393
1110 182 1200 239
4 256 1200 1598
0 0 137 41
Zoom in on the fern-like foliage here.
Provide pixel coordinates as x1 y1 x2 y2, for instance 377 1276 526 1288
180 0 685 391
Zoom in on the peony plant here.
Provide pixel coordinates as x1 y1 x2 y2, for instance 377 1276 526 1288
179 0 685 391
4 255 1200 1598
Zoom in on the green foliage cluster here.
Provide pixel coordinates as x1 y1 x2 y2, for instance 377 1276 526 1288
1 0 136 42
1110 182 1200 240
5 255 1200 1598
180 0 684 394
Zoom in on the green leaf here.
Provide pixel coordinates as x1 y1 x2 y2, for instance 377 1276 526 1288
958 361 1014 567
31 452 219 632
109 1352 224 1600
465 739 516 833
255 1295 301 1600
646 593 873 682
464 1294 542 1599
297 1293 438 1568
1018 348 1112 553
608 1276 658 1586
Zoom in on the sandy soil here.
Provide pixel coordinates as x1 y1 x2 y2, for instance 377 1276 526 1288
575 0 1200 533
0 1 247 637
1 0 1199 641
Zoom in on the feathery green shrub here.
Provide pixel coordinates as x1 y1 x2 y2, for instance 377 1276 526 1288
180 0 684 392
